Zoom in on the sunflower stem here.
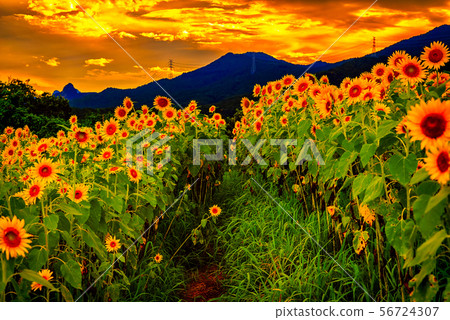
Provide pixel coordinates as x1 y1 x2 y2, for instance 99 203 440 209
1 254 7 302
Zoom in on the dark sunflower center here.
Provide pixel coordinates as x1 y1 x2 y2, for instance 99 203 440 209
299 83 307 91
158 99 168 108
387 74 393 83
76 132 87 142
420 113 446 139
110 241 116 248
4 228 21 248
436 151 450 173
75 190 82 199
166 111 174 118
119 109 126 117
376 69 384 76
429 49 444 63
29 185 40 197
39 165 51 177
325 101 331 112
131 170 138 178
403 63 420 78
106 125 116 135
103 152 111 159
350 86 361 97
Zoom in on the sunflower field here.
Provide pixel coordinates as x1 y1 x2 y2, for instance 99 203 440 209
1 42 450 302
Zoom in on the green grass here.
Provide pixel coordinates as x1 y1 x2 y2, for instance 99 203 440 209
212 170 399 302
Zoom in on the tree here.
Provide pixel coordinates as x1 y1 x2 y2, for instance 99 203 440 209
0 78 71 137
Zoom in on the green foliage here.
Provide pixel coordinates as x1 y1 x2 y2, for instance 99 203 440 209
0 79 71 137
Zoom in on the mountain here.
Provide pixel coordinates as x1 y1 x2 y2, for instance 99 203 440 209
53 83 94 101
59 52 344 116
57 24 450 115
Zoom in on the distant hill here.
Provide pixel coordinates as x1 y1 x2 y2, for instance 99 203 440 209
54 83 94 101
320 24 450 84
55 52 343 116
55 24 450 116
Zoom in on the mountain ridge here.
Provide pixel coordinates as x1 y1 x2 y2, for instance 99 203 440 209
54 24 450 115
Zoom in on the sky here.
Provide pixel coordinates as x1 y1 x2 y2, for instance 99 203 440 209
1 0 449 93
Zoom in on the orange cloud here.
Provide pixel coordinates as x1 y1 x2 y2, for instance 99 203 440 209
1 0 449 93
84 58 114 67
40 57 60 67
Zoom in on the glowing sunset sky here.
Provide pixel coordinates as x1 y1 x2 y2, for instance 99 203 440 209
1 0 449 93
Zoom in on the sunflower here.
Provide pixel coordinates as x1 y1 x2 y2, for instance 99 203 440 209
127 166 142 183
282 74 295 87
372 63 387 79
374 102 391 115
105 235 121 253
2 145 15 159
15 180 45 205
108 166 123 174
69 115 78 125
398 57 427 85
154 96 171 111
101 118 120 141
162 107 177 121
119 129 129 140
279 115 288 127
114 106 128 120
154 253 163 263
272 81 282 93
382 67 395 84
388 50 410 68
374 84 387 101
346 78 365 103
209 205 222 217
253 84 261 97
421 41 449 70
30 158 59 183
340 77 352 89
424 140 450 185
362 89 375 102
73 127 92 147
209 105 216 113
327 206 336 217
317 94 333 117
4 126 14 135
31 269 54 291
294 77 311 95
99 147 114 161
319 75 329 84
254 120 263 133
68 184 89 203
310 84 322 98
123 97 134 110
145 118 156 128
406 99 450 149
241 97 251 110
0 216 32 260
